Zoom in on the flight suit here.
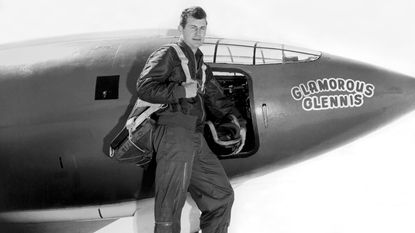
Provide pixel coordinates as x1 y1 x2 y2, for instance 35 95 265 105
137 39 245 233
152 125 234 233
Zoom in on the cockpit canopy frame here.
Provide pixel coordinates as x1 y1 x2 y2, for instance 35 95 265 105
200 38 321 65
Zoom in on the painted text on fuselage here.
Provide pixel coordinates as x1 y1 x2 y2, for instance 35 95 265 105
291 78 375 111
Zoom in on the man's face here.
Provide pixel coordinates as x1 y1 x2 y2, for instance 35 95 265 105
179 16 207 52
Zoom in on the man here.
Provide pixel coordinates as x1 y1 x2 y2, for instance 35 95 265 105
136 6 246 233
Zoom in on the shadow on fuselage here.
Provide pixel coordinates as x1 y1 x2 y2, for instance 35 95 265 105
101 42 161 199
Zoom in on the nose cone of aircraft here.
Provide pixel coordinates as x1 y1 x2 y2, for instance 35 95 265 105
320 53 415 145
326 54 415 123
268 53 415 167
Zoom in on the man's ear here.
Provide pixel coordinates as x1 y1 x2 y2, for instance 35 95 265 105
178 25 183 33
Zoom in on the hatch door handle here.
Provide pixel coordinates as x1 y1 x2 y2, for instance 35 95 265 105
262 103 269 128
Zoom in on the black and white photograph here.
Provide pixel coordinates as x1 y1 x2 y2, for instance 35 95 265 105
1 1 415 233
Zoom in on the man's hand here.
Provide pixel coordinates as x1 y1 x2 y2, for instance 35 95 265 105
183 82 198 98
233 127 246 154
126 117 136 132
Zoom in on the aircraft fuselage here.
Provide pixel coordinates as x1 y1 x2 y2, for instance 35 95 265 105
1 31 415 218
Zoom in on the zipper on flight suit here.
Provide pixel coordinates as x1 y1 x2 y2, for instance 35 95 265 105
191 51 206 123
198 94 206 122
183 162 188 191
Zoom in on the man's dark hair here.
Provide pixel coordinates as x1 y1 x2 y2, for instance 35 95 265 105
180 6 207 28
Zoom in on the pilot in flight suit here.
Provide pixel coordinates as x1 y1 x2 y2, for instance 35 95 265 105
136 6 246 233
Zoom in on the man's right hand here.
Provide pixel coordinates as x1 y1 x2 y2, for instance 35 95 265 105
183 82 198 98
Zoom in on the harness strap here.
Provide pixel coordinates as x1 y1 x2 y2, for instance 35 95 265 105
201 63 207 92
126 44 206 130
170 43 207 92
170 44 193 84
206 121 241 147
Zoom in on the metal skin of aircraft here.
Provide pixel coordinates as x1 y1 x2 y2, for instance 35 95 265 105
1 29 415 232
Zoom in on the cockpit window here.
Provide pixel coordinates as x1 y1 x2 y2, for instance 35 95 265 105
279 44 321 63
200 42 215 63
216 44 253 65
200 38 321 65
255 45 284 64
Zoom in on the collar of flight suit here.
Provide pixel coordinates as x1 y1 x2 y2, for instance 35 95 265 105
177 39 204 72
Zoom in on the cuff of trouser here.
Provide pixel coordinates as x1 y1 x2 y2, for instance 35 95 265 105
155 221 173 233
155 221 173 226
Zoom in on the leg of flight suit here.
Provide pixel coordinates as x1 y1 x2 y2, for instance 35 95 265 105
152 125 198 233
188 136 234 233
